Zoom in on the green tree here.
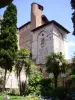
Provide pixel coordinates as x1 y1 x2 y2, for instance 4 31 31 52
0 3 17 92
15 48 31 96
0 0 13 8
46 53 67 88
71 0 75 35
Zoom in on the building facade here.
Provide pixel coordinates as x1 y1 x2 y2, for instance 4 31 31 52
19 2 70 65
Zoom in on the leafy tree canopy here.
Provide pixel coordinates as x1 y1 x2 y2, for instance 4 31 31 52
46 53 66 74
71 0 75 9
15 48 31 96
0 0 13 8
15 48 31 78
46 53 67 88
0 3 17 71
71 0 75 35
0 3 17 92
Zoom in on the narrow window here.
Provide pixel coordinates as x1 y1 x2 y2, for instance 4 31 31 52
41 38 45 46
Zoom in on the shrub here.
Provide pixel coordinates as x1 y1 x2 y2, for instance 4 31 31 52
66 88 75 100
24 95 41 100
7 89 20 96
52 87 68 100
67 79 72 87
40 78 53 97
0 95 21 100
28 63 42 95
0 95 41 100
28 71 42 95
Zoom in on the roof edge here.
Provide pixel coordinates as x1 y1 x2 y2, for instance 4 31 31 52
19 21 31 30
32 20 70 33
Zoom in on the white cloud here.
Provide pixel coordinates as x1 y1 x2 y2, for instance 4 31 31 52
68 42 75 47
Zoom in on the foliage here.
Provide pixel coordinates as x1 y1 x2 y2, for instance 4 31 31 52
15 48 31 78
65 88 75 100
15 48 31 96
46 53 67 88
71 0 75 35
28 63 42 95
0 68 4 90
69 54 75 87
67 79 72 88
0 0 13 8
40 78 53 97
0 3 17 71
0 3 17 92
7 89 20 96
0 94 41 100
2 95 21 100
71 54 75 74
52 87 68 100
71 0 75 10
24 95 41 100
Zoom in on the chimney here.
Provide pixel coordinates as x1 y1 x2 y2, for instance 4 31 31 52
31 2 44 30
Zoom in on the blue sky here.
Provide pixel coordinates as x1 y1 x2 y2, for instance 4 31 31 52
0 0 75 58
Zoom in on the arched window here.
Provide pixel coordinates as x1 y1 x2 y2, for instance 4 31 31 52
41 38 45 47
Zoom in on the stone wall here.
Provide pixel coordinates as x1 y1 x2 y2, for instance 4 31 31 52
32 23 68 64
32 24 54 64
19 24 32 51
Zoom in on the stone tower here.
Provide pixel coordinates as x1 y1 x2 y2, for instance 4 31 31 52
31 3 44 30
